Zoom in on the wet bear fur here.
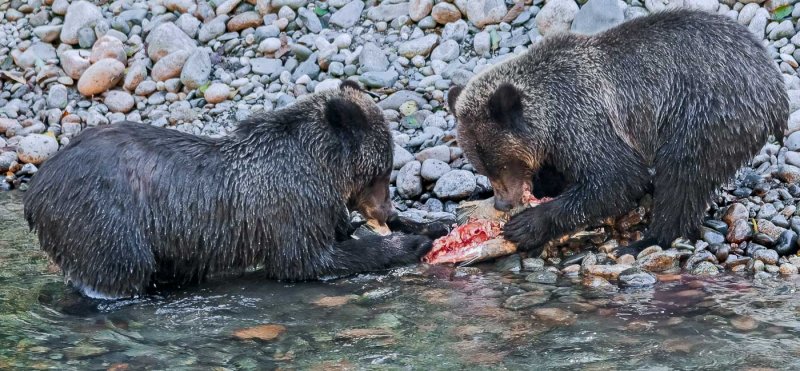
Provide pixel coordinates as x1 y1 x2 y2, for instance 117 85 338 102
448 10 789 255
24 81 439 299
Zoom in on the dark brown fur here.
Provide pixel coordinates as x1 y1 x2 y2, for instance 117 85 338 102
24 82 438 299
449 10 789 254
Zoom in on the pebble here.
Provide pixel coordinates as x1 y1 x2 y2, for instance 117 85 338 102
433 170 476 200
503 290 551 310
47 84 68 109
775 230 799 256
146 22 197 63
181 49 213 89
398 34 439 58
90 35 126 65
465 0 507 28
432 3 462 24
151 50 192 82
584 264 631 280
526 271 558 284
571 0 624 35
618 268 657 287
60 1 103 45
397 161 423 199
536 0 579 36
104 91 135 113
636 251 679 273
17 134 58 165
77 58 126 97
204 83 230 104
753 248 779 265
330 1 365 28
420 159 451 181
691 261 719 276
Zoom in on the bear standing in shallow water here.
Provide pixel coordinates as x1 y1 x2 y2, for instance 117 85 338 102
448 10 789 256
24 81 442 299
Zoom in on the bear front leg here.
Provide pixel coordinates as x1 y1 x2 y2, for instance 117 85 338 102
504 172 648 255
322 234 434 277
387 214 451 239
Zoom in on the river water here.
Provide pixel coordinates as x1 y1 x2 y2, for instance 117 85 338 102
2 191 800 370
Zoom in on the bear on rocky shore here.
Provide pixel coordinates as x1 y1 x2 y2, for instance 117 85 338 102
24 81 443 299
448 10 789 256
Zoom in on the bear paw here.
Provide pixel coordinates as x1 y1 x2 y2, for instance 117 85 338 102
503 208 550 253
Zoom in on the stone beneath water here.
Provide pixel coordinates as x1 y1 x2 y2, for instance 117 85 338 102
232 324 286 341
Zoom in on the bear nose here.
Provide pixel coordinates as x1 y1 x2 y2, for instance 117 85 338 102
494 198 513 212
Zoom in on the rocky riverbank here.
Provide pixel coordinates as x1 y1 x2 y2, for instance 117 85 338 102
0 0 799 282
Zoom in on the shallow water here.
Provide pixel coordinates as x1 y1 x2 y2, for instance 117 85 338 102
2 191 800 370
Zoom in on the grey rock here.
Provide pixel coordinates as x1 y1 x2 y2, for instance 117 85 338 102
198 16 229 43
465 0 507 28
393 144 415 169
691 261 719 276
536 0 579 36
250 58 283 76
503 291 552 310
15 42 57 69
618 268 657 287
292 52 320 80
359 43 390 72
330 1 365 28
378 91 427 110
61 1 103 44
769 20 795 40
442 19 469 42
398 34 439 58
420 159 451 181
176 13 201 38
526 270 558 284
397 160 423 198
416 145 450 162
359 70 399 88
146 22 197 62
747 9 769 40
47 84 68 109
571 0 624 35
434 170 476 199
431 39 460 62
181 48 212 89
297 7 322 33
366 2 410 22
17 134 58 165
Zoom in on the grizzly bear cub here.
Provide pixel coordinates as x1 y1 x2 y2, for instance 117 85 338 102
448 10 789 255
25 81 440 299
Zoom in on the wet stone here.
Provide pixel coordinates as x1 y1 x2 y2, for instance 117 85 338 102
779 263 799 275
730 316 758 331
636 251 679 273
525 271 558 285
753 249 779 265
727 219 753 244
583 264 631 280
532 308 577 326
522 258 545 271
494 254 521 272
704 219 728 235
618 268 657 288
774 230 799 256
691 261 719 276
702 227 726 245
503 290 552 310
753 233 777 247
637 245 662 259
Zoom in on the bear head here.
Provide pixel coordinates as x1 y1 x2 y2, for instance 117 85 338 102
324 80 395 232
448 81 545 212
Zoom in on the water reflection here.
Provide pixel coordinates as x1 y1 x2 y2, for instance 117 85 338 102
2 191 800 370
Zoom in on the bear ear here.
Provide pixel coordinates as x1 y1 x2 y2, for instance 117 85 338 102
488 83 525 131
447 86 463 116
325 97 369 135
340 79 363 91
